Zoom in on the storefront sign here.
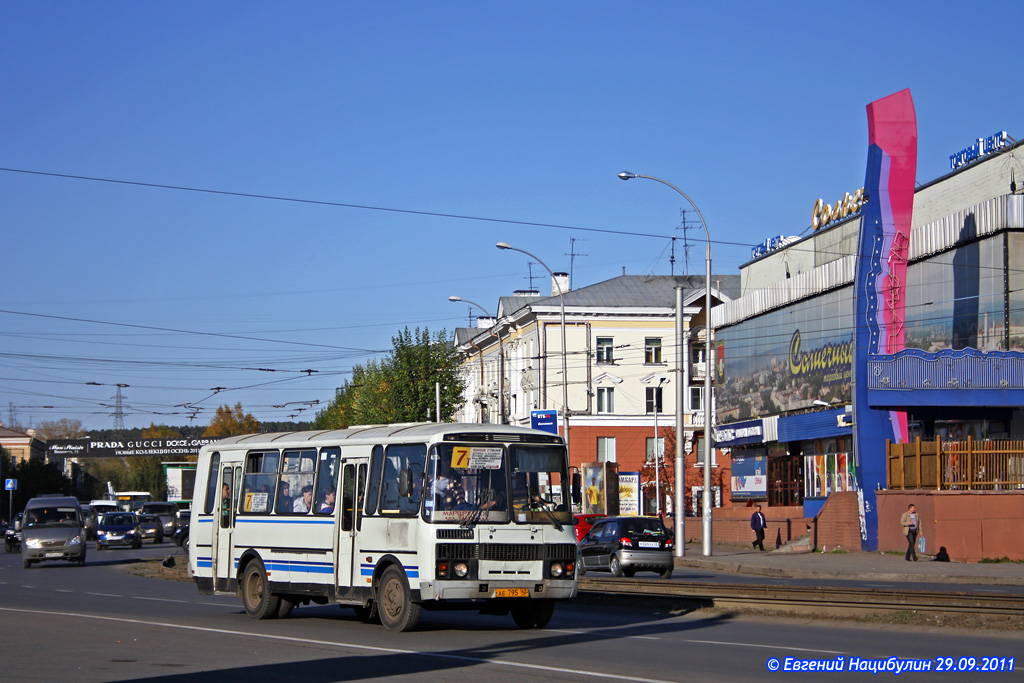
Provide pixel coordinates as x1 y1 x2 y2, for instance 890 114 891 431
530 409 558 435
715 419 764 447
949 131 1008 170
789 330 852 383
751 235 798 260
811 188 866 230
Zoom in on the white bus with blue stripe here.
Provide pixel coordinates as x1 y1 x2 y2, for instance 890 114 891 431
190 423 578 631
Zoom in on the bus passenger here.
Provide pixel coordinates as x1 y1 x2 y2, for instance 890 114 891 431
319 490 336 514
293 485 313 513
277 481 292 512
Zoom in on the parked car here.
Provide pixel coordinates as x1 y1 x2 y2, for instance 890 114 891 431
139 502 178 539
96 512 142 550
137 514 164 543
577 516 674 578
5 512 23 553
21 496 87 568
573 513 608 542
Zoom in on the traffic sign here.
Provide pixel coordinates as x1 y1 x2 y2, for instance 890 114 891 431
4 479 15 491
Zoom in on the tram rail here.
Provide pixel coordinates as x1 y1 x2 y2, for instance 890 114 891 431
579 577 1024 617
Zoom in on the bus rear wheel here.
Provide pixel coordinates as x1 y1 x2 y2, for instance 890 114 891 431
241 560 281 619
377 566 421 632
510 599 554 629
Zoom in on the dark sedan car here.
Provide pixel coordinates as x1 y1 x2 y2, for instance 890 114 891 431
137 514 164 543
5 513 23 553
96 512 142 550
172 514 190 553
577 516 674 578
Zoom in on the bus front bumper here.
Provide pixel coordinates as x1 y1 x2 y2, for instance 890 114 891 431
418 579 577 601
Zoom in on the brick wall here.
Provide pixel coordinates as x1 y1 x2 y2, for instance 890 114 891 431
877 490 1024 562
814 492 863 552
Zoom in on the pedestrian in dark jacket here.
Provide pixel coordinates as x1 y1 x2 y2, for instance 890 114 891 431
750 505 767 551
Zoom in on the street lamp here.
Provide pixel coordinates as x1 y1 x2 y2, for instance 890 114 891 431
618 172 715 557
449 295 505 424
496 242 570 456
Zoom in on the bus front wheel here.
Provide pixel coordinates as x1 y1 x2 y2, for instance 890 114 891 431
377 565 421 632
241 560 282 619
510 599 554 629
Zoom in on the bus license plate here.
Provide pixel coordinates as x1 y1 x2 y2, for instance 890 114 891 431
494 588 529 598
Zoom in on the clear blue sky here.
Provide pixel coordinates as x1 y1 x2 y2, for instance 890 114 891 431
2 2 1021 431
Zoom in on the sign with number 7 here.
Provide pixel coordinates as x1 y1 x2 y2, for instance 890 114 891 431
451 447 471 469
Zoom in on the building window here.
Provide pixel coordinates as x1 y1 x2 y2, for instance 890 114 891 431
690 386 704 412
645 437 665 464
694 436 717 467
691 345 706 364
645 337 663 364
596 387 615 414
645 386 664 414
597 437 616 462
596 337 614 363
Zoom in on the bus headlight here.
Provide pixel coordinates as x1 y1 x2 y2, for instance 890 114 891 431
550 561 564 577
454 562 469 578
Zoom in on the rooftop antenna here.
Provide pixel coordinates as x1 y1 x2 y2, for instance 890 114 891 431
565 237 588 290
675 208 701 275
524 262 541 292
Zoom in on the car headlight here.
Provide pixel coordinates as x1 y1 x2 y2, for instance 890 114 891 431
25 538 42 549
69 535 82 545
454 562 469 578
126 529 136 535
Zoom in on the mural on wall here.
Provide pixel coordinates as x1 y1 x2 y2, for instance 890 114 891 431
853 88 917 551
716 288 853 422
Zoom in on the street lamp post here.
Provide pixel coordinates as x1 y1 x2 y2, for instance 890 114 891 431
618 172 715 557
449 295 505 424
496 242 570 456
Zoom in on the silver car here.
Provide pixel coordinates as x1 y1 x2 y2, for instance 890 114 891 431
21 496 86 568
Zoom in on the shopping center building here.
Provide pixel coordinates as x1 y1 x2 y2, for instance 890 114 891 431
712 91 1024 554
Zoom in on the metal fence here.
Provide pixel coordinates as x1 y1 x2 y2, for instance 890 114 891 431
887 436 1024 491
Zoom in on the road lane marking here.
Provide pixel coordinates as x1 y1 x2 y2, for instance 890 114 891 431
0 607 678 683
56 589 74 593
135 597 187 603
85 592 121 597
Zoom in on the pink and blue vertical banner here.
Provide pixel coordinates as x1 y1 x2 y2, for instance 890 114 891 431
853 89 917 549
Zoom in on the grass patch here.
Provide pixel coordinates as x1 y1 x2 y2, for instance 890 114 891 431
980 557 1024 564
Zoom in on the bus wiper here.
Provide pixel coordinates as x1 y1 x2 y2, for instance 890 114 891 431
534 501 563 532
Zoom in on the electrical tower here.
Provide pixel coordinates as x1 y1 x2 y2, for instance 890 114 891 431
111 384 128 433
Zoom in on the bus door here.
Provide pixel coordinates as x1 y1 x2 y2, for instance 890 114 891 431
336 458 367 595
212 465 241 592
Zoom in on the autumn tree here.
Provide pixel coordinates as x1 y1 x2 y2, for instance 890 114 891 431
34 418 85 440
204 403 260 437
314 327 465 429
142 423 182 438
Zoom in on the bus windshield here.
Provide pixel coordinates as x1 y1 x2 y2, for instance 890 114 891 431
424 442 569 527
509 444 571 527
425 443 509 525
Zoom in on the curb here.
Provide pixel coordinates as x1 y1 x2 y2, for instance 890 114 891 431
673 558 1024 586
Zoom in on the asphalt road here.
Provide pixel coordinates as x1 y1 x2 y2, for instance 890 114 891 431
1 543 1022 682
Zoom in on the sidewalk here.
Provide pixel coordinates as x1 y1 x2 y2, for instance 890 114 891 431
673 543 1024 586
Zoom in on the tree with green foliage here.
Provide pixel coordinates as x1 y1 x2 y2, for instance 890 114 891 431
34 418 86 440
314 327 465 429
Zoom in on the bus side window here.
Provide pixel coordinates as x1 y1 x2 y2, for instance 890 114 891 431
357 462 367 531
364 445 384 516
341 463 355 531
204 453 220 515
314 447 340 515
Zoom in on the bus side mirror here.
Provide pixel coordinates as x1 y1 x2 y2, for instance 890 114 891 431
572 472 582 506
14 520 21 531
399 469 412 497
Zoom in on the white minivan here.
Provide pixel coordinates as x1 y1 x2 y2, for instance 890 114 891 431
21 495 86 568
